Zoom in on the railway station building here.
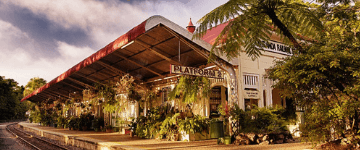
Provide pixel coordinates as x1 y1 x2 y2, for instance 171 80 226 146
21 15 297 135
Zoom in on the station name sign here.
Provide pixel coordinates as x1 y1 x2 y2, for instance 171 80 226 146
261 40 292 54
243 90 260 99
170 64 224 79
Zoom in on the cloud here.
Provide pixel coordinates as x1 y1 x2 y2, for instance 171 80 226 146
0 20 28 39
0 19 33 67
0 0 229 86
4 0 228 48
4 0 149 47
0 20 33 50
57 41 94 60
0 19 95 86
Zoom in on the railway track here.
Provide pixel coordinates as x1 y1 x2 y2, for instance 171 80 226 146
6 123 69 150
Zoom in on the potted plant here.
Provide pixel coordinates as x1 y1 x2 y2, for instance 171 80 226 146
159 113 180 141
218 102 231 145
57 116 66 128
170 130 179 141
68 117 78 130
178 115 210 141
129 120 137 137
106 125 113 133
92 118 100 132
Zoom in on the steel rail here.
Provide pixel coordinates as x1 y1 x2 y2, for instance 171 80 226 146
6 123 41 150
6 123 68 150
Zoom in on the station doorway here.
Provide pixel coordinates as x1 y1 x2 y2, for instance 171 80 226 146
209 86 228 118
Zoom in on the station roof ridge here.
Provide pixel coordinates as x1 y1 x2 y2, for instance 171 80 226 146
188 18 194 27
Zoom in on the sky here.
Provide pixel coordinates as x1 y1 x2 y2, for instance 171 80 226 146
0 0 228 86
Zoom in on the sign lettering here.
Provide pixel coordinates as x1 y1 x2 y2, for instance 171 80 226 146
170 64 224 79
243 90 260 99
261 40 292 54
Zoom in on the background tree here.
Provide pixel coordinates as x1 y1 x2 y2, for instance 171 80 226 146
23 77 47 97
23 77 47 121
0 76 27 120
268 2 360 144
194 0 323 60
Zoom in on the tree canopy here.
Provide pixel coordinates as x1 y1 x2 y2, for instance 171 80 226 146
194 0 324 60
23 77 47 97
268 1 360 144
0 76 27 120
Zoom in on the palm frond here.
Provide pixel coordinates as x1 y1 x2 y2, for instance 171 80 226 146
194 0 253 40
194 0 324 60
276 1 324 41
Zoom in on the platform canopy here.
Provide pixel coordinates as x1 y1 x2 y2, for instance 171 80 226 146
21 15 235 103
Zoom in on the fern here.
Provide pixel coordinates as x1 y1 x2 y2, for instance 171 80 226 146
168 76 210 104
194 0 324 60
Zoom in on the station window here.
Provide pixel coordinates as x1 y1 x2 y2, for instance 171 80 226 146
210 87 221 117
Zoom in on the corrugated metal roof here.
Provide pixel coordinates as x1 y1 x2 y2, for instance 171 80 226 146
21 15 223 102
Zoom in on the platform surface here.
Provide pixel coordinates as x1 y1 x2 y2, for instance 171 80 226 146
19 122 313 150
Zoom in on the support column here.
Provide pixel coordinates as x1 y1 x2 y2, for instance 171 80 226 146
135 102 139 119
144 101 147 116
214 63 238 136
219 65 238 107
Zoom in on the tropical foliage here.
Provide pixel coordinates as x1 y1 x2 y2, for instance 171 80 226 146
178 115 209 134
194 0 323 60
80 74 142 114
24 77 47 122
169 76 210 104
268 1 360 144
135 105 173 138
230 104 290 134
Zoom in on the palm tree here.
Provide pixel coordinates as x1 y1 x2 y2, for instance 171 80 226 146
194 0 324 60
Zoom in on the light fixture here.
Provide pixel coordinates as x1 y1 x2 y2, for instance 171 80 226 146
121 41 134 49
164 75 180 80
204 65 216 69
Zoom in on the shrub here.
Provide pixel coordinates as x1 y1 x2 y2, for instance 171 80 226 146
159 113 180 139
135 105 172 138
78 113 94 131
68 117 79 130
40 112 52 126
178 115 209 134
29 110 41 123
135 108 210 140
57 116 66 128
230 104 290 134
92 117 104 131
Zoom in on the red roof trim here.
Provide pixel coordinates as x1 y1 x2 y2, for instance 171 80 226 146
21 20 147 102
200 22 229 45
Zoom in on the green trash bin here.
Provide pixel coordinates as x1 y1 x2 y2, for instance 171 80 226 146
210 120 224 138
224 136 231 145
